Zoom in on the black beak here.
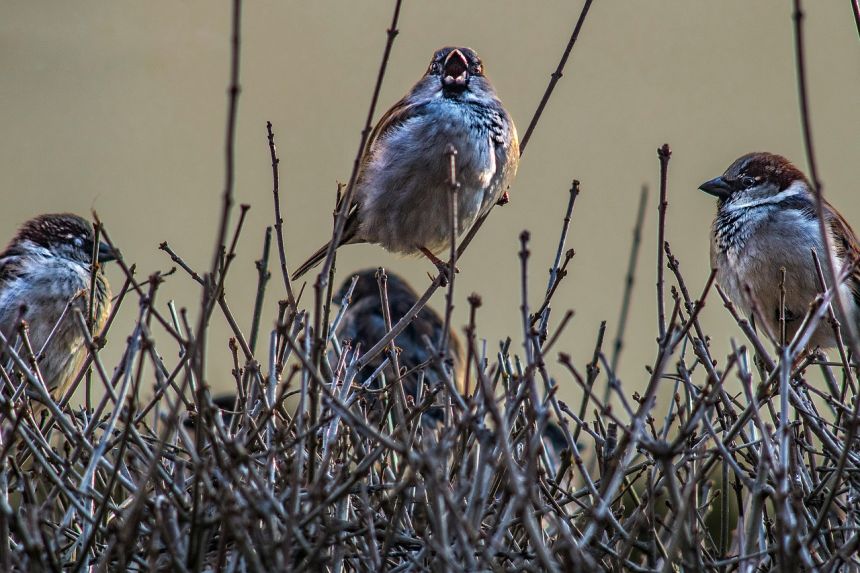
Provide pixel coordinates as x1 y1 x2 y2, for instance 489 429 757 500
698 176 733 200
442 49 469 88
96 241 117 263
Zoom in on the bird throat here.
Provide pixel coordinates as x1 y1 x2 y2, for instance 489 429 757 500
714 207 758 253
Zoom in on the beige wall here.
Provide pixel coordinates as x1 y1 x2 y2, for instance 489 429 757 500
2 2 858 400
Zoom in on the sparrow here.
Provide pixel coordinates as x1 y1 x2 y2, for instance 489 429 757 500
292 46 519 279
698 152 860 348
0 214 115 401
183 394 236 444
541 419 569 475
334 269 464 425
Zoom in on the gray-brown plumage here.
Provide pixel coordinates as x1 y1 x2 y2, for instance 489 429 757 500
699 152 860 348
335 269 464 425
292 47 518 279
0 214 115 402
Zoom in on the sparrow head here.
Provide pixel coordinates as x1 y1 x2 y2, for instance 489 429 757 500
431 47 480 90
698 152 810 209
8 214 117 265
411 46 497 103
335 268 418 307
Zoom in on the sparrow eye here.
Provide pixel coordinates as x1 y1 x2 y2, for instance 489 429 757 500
429 62 442 74
472 64 483 75
741 176 756 188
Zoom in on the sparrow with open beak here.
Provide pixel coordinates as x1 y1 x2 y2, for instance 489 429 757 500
0 214 115 402
698 152 860 348
292 47 519 279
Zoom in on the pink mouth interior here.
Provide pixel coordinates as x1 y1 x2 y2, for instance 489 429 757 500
443 52 468 85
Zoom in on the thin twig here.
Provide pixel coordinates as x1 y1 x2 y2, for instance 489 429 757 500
317 0 404 286
656 143 671 340
267 121 297 312
792 0 859 355
519 0 594 153
611 185 648 373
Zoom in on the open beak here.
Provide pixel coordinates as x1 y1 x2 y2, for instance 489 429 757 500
698 176 732 200
442 49 469 88
96 241 117 263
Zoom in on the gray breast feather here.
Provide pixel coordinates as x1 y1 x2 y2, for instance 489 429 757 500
0 255 111 395
356 99 515 255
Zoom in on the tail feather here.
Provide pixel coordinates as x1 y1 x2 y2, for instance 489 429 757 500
291 241 332 280
292 208 362 281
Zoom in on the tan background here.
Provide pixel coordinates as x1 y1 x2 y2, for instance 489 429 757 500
2 2 858 402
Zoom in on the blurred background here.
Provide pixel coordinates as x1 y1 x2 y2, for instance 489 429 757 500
1 2 858 403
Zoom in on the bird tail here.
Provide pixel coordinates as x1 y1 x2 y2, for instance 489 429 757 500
292 210 361 281
291 242 332 280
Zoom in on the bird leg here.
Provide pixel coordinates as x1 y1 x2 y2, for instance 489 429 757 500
419 247 459 282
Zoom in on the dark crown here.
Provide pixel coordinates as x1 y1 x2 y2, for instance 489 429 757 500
13 213 94 250
724 152 808 191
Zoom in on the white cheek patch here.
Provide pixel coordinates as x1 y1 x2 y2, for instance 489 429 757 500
724 180 805 212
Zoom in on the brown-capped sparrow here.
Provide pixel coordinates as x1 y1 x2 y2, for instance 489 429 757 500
292 46 519 279
699 152 859 348
334 269 463 425
0 214 114 401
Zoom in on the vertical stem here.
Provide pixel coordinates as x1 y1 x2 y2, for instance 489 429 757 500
656 144 672 341
519 0 594 154
209 0 242 279
610 185 648 374
538 180 580 336
792 0 858 353
317 0 404 285
267 122 297 312
440 144 460 355
249 226 272 354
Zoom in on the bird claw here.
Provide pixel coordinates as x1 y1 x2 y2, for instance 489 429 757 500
419 247 459 285
431 262 458 286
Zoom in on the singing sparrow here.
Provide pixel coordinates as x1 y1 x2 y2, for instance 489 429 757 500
335 269 464 425
292 46 519 279
0 214 115 401
698 152 860 348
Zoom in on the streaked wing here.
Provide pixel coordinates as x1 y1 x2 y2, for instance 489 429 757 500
336 97 426 219
827 201 860 307
363 98 424 169
0 256 22 290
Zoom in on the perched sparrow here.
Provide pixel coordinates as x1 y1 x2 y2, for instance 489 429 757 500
0 214 115 401
292 47 519 279
334 269 464 425
183 394 236 444
699 152 859 348
541 419 569 475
